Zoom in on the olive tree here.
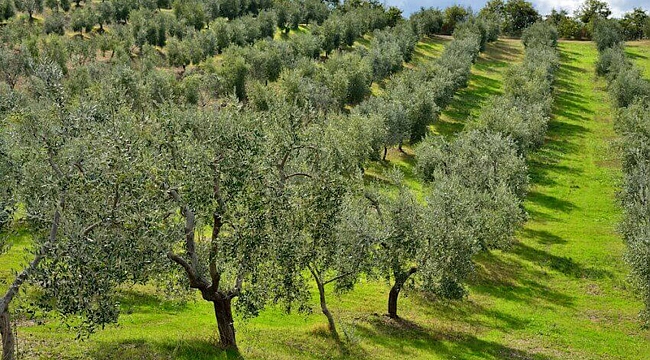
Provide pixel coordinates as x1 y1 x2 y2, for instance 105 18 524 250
112 97 375 349
410 7 443 37
416 130 528 250
353 171 520 319
258 99 374 340
1 60 166 360
15 0 43 22
0 46 30 90
593 17 624 52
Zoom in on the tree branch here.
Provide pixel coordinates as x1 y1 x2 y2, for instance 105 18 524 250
285 172 312 180
307 263 321 285
166 252 209 290
364 191 383 218
322 271 355 286
1 194 64 314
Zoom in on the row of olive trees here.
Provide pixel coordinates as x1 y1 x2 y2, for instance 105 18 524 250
471 21 559 155
0 55 375 355
0 39 491 353
355 16 495 161
0 0 402 106
593 18 650 326
410 20 558 318
0 7 546 360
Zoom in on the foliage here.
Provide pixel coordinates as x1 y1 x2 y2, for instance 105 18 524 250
596 15 650 325
593 17 624 52
620 8 648 41
441 5 469 35
43 11 65 35
15 0 43 20
576 0 611 24
472 21 558 155
409 7 443 37
502 0 540 37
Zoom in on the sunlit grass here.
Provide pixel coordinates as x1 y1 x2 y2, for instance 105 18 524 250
5 40 650 359
626 40 650 80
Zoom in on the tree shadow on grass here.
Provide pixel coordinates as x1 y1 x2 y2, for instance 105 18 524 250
625 50 648 60
483 40 523 63
528 120 587 187
510 242 613 281
526 191 578 213
469 251 574 309
354 315 554 360
437 74 504 136
522 228 567 245
406 293 530 332
90 338 242 360
118 289 189 315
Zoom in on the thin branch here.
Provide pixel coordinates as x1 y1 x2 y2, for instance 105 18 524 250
322 271 356 286
1 194 64 314
227 264 245 300
167 188 201 274
285 172 312 180
364 191 383 218
210 159 226 211
307 263 322 285
80 221 102 238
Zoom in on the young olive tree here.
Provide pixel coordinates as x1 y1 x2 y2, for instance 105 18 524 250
274 109 374 340
355 172 515 319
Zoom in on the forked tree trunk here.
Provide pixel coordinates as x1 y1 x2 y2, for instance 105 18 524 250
213 298 237 349
1 309 14 360
387 267 417 319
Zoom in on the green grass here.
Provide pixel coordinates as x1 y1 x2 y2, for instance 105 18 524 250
433 38 524 136
625 40 650 79
5 40 650 359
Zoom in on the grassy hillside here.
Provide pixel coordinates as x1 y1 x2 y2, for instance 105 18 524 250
4 39 650 360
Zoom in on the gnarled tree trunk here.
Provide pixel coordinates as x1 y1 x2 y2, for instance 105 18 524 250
387 267 417 319
1 309 14 360
213 297 236 349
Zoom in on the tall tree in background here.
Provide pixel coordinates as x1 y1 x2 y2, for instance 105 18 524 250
442 5 469 35
503 0 540 36
547 9 582 39
620 8 648 40
576 0 611 24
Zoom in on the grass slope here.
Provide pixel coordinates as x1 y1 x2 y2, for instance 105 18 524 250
5 40 650 360
626 40 650 79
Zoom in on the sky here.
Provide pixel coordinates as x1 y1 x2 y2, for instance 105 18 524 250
383 0 649 18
